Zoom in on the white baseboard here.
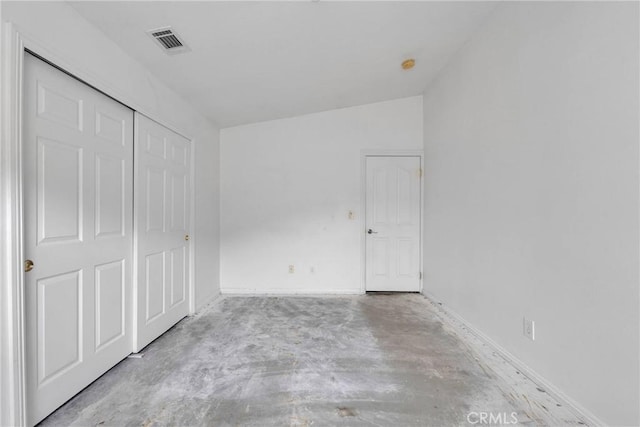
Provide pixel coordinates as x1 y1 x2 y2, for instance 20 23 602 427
193 291 222 314
422 291 606 427
220 287 364 295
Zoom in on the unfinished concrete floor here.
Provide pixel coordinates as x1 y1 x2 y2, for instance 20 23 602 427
40 294 586 426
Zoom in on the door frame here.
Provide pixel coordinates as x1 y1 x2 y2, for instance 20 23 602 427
0 25 196 426
360 149 424 294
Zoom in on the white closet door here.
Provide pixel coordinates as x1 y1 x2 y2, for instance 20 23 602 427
134 113 191 352
23 53 134 425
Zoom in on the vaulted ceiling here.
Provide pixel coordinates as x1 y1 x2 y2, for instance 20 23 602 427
69 1 497 128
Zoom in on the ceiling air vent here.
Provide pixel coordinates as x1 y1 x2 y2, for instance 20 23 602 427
147 27 190 55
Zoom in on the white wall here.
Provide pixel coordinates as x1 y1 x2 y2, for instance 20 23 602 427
220 97 423 294
194 139 220 310
1 1 221 308
422 2 638 425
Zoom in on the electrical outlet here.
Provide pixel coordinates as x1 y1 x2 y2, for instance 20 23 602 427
288 265 295 274
523 318 535 341
348 210 354 220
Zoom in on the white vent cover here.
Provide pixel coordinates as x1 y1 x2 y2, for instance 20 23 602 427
147 27 190 55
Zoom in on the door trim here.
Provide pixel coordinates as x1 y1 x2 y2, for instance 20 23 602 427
360 149 424 294
0 24 196 425
1 23 27 427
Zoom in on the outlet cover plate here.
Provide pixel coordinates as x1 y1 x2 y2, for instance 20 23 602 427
523 318 535 341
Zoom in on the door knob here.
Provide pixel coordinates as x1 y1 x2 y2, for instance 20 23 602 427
184 234 190 241
24 259 34 272
367 229 378 234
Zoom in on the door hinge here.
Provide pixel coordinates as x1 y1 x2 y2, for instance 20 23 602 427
418 168 423 178
419 272 423 280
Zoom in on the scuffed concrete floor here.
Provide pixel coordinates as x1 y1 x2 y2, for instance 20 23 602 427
40 294 586 426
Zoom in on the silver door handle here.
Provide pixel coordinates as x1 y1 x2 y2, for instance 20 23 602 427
367 229 377 234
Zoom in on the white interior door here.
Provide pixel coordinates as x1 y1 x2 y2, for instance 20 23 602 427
134 113 191 352
23 53 134 425
365 156 421 292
